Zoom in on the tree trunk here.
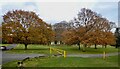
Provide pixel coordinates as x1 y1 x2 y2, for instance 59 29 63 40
116 45 118 48
79 45 80 50
47 41 50 46
77 43 80 50
102 46 104 48
85 44 87 48
55 41 57 44
95 44 97 49
105 45 107 48
82 44 86 52
24 44 28 50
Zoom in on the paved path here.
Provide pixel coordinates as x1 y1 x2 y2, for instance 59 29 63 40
2 53 46 64
1 44 17 64
6 44 17 50
1 44 46 64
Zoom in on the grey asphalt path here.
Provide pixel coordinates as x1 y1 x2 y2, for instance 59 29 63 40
1 44 47 64
2 53 46 64
6 44 17 50
0 44 18 65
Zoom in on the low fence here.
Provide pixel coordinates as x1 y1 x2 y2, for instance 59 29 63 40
50 47 66 58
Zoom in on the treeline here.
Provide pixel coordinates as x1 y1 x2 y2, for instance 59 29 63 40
1 8 119 50
53 8 119 49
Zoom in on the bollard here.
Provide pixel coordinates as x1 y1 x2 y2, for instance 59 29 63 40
64 51 66 58
103 51 106 60
50 47 52 54
49 47 52 57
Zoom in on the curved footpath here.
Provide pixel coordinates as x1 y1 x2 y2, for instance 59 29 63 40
2 52 46 64
1 44 46 64
1 44 119 64
5 44 17 50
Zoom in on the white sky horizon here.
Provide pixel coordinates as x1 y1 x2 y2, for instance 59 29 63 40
0 0 119 29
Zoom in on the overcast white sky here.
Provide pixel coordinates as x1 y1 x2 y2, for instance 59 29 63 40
0 0 119 27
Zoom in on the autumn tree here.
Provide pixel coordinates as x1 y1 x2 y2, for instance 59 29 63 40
63 8 98 50
2 10 54 50
62 8 116 50
62 29 81 50
85 30 116 49
53 21 70 44
81 17 116 49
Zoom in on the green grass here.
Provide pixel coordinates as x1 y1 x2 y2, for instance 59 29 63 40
2 56 118 67
5 44 118 54
5 44 50 54
0 44 10 46
51 45 118 54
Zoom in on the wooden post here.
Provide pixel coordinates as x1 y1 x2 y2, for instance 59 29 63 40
103 51 106 59
50 47 52 57
64 51 66 58
50 47 52 54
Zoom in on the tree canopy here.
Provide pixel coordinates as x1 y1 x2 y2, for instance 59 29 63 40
52 21 71 44
62 8 116 50
2 10 54 49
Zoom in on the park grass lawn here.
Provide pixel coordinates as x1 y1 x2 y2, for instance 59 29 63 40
51 45 118 54
5 44 118 54
0 44 10 46
2 55 118 67
5 44 50 54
